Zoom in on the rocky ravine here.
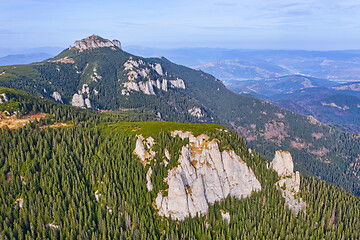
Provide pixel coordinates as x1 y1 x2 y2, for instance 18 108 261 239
134 131 262 220
269 151 306 215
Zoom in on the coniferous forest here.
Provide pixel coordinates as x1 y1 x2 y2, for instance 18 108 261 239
1 88 360 239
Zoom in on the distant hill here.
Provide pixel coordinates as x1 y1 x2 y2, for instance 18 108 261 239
0 53 54 66
332 81 360 92
224 76 360 133
226 75 338 97
192 60 291 82
126 47 360 81
1 35 360 195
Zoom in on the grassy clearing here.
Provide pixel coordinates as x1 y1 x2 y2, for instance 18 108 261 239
100 121 227 137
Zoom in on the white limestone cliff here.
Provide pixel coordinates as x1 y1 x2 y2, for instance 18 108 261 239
51 92 63 103
134 136 156 166
72 35 122 51
152 63 164 76
121 58 186 95
269 151 294 177
134 131 261 220
270 151 306 215
85 98 91 108
169 78 186 89
71 84 92 108
71 93 85 108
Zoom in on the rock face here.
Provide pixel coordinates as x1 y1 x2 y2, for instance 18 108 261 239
51 91 63 103
135 131 261 220
15 198 24 209
169 78 186 89
73 35 121 51
134 136 156 166
270 151 306 215
71 93 85 108
269 151 294 177
71 84 91 108
121 57 185 96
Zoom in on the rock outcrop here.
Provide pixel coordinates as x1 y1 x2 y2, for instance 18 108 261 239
188 107 204 118
146 167 153 191
14 198 23 209
0 93 8 103
71 93 85 108
169 78 186 89
134 131 261 220
72 35 121 51
71 84 91 108
221 210 230 223
51 91 63 103
121 57 185 96
270 151 306 215
95 190 101 202
269 151 294 177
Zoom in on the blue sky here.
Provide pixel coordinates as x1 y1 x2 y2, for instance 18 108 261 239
1 0 360 50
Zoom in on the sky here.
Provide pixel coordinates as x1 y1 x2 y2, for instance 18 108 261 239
1 0 360 51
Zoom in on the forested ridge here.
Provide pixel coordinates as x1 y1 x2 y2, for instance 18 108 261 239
1 89 360 239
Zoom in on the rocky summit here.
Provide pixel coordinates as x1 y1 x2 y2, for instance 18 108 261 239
72 34 121 51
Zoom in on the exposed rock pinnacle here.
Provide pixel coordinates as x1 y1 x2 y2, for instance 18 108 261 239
72 34 122 51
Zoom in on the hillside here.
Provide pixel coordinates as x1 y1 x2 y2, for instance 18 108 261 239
0 36 360 196
0 53 54 66
225 76 360 133
272 88 360 133
1 96 360 238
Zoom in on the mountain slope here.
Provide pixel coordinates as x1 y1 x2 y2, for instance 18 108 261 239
0 53 54 66
0 35 360 195
1 100 360 239
271 87 360 132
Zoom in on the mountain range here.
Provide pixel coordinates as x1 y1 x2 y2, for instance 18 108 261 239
127 47 360 82
1 35 360 239
226 75 360 133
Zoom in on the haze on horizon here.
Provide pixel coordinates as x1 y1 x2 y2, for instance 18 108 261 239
1 0 360 52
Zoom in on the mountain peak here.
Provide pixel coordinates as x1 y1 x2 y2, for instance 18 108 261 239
72 35 121 51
